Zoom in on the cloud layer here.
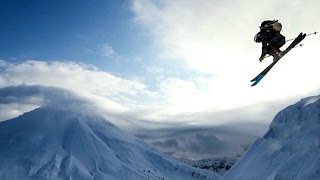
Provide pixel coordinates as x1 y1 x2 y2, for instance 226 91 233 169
135 124 266 159
0 57 314 159
1 58 318 126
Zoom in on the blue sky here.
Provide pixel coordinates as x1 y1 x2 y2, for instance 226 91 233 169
0 0 152 75
1 0 320 133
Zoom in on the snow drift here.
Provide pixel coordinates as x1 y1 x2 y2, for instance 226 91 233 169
221 95 320 180
0 104 220 180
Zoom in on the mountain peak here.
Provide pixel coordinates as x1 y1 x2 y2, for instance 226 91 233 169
0 105 220 180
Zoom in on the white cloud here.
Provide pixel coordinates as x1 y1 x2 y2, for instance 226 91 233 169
0 60 146 97
131 0 256 73
0 60 243 125
102 43 117 58
0 58 315 137
131 0 320 71
0 103 40 121
0 60 152 120
0 60 7 67
157 78 209 113
131 0 320 72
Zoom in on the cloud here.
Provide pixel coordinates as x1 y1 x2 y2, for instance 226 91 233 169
0 85 79 121
0 60 209 126
141 125 261 159
152 139 179 149
0 55 317 139
101 43 118 58
0 60 153 122
186 134 227 154
0 84 140 126
0 85 43 104
130 0 320 78
0 60 147 100
131 0 257 72
157 78 208 113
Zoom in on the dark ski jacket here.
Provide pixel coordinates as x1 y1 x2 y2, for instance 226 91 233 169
254 20 286 55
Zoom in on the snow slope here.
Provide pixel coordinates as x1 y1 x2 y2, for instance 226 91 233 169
221 95 320 180
0 105 220 180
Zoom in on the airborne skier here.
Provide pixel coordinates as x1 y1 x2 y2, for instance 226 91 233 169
250 20 317 86
250 32 306 86
254 20 286 61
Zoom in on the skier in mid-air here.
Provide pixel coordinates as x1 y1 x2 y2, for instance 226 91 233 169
251 20 317 86
254 20 286 62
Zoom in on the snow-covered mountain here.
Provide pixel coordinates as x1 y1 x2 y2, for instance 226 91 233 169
221 95 320 180
0 105 220 180
180 157 238 176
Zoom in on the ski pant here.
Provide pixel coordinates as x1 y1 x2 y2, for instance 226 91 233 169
261 33 286 55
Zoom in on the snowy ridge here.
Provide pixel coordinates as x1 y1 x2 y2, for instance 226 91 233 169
0 105 220 180
221 95 320 180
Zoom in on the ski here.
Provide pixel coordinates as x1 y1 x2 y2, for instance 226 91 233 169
250 32 306 86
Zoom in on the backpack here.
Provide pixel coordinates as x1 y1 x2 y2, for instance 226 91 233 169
260 20 282 33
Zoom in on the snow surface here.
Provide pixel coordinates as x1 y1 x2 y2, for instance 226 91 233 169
0 105 220 180
221 95 320 180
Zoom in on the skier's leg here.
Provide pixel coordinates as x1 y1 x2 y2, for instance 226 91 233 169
267 45 281 57
270 34 286 49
